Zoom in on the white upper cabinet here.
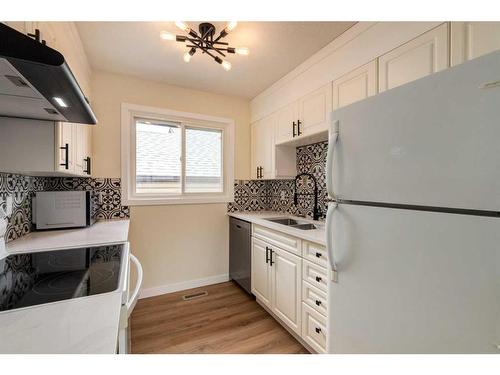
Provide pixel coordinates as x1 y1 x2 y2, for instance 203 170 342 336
275 102 298 144
378 23 449 92
451 22 500 66
297 83 332 136
56 122 92 176
332 60 378 110
251 115 275 179
56 122 75 173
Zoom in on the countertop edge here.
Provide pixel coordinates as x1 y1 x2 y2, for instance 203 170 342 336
228 211 326 246
4 219 130 255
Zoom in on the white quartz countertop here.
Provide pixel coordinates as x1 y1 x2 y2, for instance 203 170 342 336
5 219 130 254
228 211 326 246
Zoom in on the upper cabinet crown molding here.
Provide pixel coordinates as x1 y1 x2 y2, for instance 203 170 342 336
332 59 377 110
378 23 449 93
451 22 500 66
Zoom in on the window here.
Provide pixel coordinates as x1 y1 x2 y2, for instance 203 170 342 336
121 103 234 205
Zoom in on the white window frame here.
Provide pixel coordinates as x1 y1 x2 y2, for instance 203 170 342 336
121 103 234 206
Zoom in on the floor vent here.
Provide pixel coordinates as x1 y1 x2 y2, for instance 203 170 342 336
182 291 208 301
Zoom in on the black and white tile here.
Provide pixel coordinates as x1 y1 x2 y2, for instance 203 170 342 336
228 140 331 220
0 173 130 243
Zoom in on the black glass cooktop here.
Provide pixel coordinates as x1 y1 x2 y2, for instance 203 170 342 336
0 245 123 312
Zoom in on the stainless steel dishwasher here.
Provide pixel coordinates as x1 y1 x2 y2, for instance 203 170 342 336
229 217 252 294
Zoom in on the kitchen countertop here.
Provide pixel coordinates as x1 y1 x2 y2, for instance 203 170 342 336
228 211 326 246
4 219 130 255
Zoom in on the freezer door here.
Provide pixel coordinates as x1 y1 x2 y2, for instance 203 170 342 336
329 50 500 211
327 203 500 353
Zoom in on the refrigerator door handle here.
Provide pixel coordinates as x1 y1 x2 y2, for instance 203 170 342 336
327 119 339 199
326 202 338 283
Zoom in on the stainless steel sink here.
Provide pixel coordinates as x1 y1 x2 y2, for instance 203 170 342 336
266 218 300 226
290 223 318 230
265 217 320 230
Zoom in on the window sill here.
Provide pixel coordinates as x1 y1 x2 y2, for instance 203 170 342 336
123 195 234 206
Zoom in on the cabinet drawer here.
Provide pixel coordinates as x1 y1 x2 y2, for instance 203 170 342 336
302 260 327 292
302 281 327 317
253 225 301 256
302 302 327 353
302 240 328 268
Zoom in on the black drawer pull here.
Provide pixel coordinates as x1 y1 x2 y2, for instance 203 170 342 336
315 300 322 306
315 276 322 282
265 246 270 264
315 252 322 258
315 327 321 334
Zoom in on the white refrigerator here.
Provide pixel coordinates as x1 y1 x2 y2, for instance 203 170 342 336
325 50 500 353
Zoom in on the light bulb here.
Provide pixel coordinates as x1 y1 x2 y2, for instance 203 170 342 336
221 60 232 71
175 21 190 32
160 31 175 41
183 51 192 63
225 21 238 32
235 47 249 56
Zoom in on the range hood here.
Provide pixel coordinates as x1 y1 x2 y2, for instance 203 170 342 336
0 23 97 124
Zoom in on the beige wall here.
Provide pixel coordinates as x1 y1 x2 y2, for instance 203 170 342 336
90 70 251 290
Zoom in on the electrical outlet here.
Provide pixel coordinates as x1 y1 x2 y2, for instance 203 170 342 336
5 195 13 216
280 190 286 200
0 195 13 217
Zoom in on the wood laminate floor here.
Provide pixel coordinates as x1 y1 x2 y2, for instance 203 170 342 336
130 281 309 354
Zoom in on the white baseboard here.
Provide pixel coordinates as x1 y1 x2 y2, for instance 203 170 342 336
139 273 230 299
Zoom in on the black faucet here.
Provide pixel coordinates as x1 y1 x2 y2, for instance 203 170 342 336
293 173 321 221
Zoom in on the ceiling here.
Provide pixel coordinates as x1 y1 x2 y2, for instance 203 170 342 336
76 22 356 99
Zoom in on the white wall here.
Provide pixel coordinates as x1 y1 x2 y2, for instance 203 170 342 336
90 70 251 292
250 22 443 122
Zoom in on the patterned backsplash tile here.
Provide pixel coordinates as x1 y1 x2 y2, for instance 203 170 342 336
0 173 129 243
229 141 331 220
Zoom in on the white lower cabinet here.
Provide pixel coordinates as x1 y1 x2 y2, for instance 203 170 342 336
251 226 329 353
302 303 327 353
271 247 302 335
251 236 302 335
251 237 272 306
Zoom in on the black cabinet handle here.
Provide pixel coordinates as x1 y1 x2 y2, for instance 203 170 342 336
27 29 45 45
315 252 322 258
60 143 69 170
257 166 263 179
297 119 302 136
84 156 91 175
265 246 270 264
315 300 322 306
269 248 275 266
315 276 322 282
292 121 297 137
315 327 322 334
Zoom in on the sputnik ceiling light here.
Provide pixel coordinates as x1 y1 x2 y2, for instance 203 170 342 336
160 21 249 71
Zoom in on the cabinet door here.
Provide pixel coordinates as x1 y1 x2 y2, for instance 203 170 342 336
378 23 449 92
332 60 377 110
251 237 272 307
74 125 86 175
271 247 302 335
297 83 332 136
275 102 297 144
251 115 275 179
56 122 75 173
451 22 500 66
